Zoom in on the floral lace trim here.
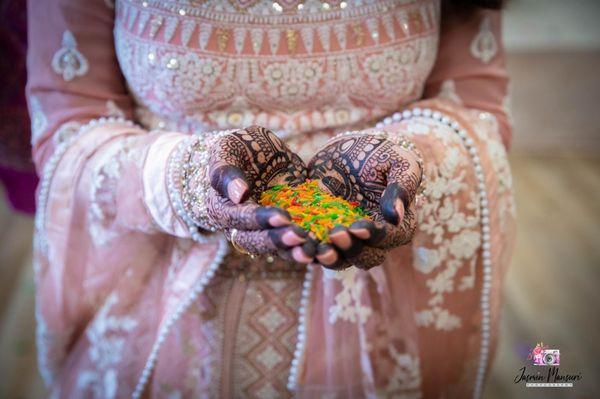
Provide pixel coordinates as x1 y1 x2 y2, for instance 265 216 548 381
377 107 497 399
76 293 138 398
34 117 136 385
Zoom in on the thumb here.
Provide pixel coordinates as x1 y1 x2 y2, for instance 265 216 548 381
380 182 410 226
209 164 250 204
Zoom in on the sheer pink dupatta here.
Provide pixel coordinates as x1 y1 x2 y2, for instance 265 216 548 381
293 8 512 398
294 248 420 398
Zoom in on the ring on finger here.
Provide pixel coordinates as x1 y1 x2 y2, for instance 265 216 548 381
230 228 259 259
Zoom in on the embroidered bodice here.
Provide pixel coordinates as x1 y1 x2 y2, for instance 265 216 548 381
114 0 440 135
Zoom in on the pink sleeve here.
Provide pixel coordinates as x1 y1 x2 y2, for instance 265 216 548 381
421 8 512 148
27 0 188 236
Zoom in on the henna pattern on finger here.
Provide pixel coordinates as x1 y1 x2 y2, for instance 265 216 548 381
329 225 364 258
308 134 423 255
349 219 387 246
398 205 418 244
198 125 307 237
316 243 346 270
209 125 307 202
225 225 307 255
206 190 291 230
365 212 415 249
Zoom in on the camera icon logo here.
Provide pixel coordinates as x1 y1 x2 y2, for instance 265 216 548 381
529 343 560 366
533 349 560 366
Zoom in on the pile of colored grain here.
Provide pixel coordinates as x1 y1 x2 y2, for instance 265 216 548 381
259 180 369 241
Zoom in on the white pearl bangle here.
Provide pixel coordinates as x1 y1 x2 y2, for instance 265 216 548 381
376 108 493 399
166 130 235 243
167 136 214 242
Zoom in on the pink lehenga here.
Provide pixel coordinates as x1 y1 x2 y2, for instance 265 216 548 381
28 0 515 398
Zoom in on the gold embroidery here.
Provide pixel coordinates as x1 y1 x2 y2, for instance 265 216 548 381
286 29 298 54
352 23 364 47
215 28 230 52
115 0 440 134
409 10 422 32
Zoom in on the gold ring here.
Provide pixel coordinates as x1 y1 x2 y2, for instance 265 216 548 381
230 229 258 259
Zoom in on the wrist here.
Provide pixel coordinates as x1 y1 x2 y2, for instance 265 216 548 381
168 130 236 239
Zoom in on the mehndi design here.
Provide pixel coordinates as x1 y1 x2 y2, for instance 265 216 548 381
308 132 423 269
202 125 313 260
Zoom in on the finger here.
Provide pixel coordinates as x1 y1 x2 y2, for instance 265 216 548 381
380 148 423 224
354 217 404 249
291 246 313 264
346 247 387 270
278 236 317 264
364 207 418 249
209 164 249 204
207 190 291 230
316 243 348 270
208 132 252 204
397 204 418 245
348 219 387 246
380 182 409 226
283 237 317 264
227 225 309 254
329 225 364 259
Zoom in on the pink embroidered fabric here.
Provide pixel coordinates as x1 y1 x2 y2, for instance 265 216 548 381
27 0 515 398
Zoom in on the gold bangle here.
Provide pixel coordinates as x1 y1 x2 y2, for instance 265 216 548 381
230 229 258 259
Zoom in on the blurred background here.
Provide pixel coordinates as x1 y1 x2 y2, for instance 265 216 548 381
0 0 599 398
488 0 600 398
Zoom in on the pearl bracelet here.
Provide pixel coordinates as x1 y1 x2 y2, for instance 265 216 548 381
167 130 235 242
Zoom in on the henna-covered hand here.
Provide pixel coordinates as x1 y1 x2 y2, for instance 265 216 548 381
205 125 315 263
308 132 423 270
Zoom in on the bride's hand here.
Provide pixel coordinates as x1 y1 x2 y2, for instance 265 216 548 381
206 125 316 263
308 132 423 270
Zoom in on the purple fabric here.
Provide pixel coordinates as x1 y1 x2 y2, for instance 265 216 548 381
0 166 37 214
0 0 37 215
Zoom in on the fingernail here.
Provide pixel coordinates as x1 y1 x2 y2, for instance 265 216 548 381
292 246 313 263
395 200 405 224
330 230 352 250
268 213 290 227
349 228 370 240
282 230 306 246
227 178 247 204
316 245 338 265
